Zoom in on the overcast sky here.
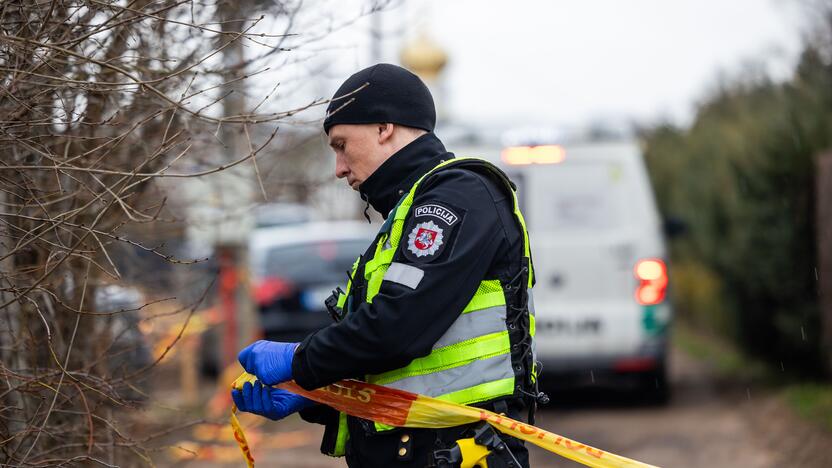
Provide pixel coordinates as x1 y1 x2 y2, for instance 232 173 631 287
324 0 805 127
260 0 808 130
422 1 805 127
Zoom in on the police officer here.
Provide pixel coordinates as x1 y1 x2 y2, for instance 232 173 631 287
232 63 540 467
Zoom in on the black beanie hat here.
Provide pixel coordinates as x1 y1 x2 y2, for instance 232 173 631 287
323 63 436 135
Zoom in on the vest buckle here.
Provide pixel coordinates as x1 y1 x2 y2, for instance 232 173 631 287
325 287 346 322
430 421 522 468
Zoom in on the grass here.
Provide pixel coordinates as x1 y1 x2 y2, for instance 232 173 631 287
673 323 771 383
674 322 832 433
783 383 832 432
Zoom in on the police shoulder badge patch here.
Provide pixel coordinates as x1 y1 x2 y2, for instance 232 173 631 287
401 201 465 263
407 220 444 257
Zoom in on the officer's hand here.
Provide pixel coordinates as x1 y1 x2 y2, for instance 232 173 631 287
231 381 314 421
237 340 298 385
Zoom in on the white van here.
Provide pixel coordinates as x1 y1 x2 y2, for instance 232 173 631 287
451 138 672 400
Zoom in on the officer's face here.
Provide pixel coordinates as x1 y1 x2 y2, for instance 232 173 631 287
328 124 390 191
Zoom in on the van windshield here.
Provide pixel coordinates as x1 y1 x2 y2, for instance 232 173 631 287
535 163 630 232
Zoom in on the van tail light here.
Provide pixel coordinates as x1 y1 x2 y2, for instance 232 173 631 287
254 277 293 306
634 259 667 306
614 356 657 373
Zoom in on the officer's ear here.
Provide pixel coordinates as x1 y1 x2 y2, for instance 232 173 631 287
376 123 394 144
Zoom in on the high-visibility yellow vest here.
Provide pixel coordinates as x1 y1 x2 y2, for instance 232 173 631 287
328 157 536 455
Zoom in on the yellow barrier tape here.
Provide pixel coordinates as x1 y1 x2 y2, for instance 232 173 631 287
229 404 255 468
231 372 660 468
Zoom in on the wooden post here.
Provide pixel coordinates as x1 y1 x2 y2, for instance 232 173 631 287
817 151 832 376
216 0 255 367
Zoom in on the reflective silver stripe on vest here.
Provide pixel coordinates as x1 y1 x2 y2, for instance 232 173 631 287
528 290 537 363
528 290 535 316
384 352 514 397
383 262 424 289
433 305 507 349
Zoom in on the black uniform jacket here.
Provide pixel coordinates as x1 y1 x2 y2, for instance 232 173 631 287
291 133 529 467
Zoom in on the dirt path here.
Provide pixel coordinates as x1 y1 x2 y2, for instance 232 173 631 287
168 346 830 467
528 348 780 467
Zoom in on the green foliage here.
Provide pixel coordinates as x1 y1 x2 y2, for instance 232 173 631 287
669 260 733 336
643 46 832 373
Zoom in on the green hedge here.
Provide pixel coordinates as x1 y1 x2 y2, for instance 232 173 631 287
643 47 832 373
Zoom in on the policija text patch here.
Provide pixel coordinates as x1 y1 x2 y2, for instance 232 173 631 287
403 203 463 262
413 204 459 226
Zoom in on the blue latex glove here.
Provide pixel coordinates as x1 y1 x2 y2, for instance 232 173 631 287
237 340 298 385
231 381 314 420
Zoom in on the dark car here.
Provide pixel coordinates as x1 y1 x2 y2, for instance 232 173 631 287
250 221 375 342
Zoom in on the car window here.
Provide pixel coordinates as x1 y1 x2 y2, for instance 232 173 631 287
259 239 368 283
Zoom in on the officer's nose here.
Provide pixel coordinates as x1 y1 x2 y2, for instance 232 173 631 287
334 152 349 179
